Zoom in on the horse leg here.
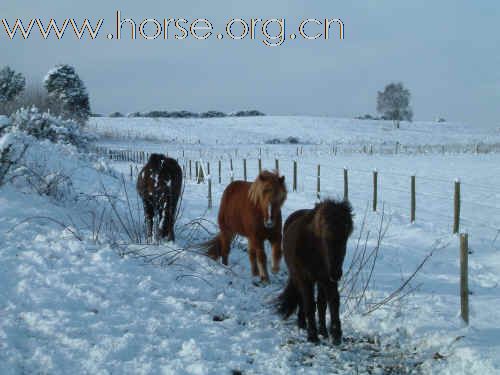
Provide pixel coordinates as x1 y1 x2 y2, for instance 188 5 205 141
168 192 179 243
220 231 234 266
166 193 175 242
317 285 328 338
158 202 168 240
255 241 269 282
299 281 318 343
143 199 154 242
247 239 259 277
297 300 306 330
327 282 342 345
270 238 282 274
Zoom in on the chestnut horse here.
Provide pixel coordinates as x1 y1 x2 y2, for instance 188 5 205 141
276 199 353 344
137 154 182 242
203 170 287 282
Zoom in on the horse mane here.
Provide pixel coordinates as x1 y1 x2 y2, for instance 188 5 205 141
312 199 354 238
248 170 283 205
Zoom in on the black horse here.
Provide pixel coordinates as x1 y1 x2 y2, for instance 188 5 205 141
137 154 182 242
276 199 353 344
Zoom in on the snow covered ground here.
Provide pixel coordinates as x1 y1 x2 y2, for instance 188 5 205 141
1 116 499 374
89 116 500 148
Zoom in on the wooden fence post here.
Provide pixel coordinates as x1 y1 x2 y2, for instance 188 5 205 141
460 233 469 324
230 159 234 182
411 175 416 223
316 165 321 199
454 179 461 234
293 161 297 192
258 158 262 174
195 161 199 181
243 159 247 181
343 168 349 201
189 160 192 180
130 164 133 180
218 159 222 184
275 159 279 173
207 162 212 209
373 170 378 212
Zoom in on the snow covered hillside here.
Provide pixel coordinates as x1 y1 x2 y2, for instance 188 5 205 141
1 115 499 374
90 116 500 149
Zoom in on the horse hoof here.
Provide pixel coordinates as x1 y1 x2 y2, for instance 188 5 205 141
319 329 328 338
307 335 320 344
252 280 269 287
271 266 280 274
331 335 342 346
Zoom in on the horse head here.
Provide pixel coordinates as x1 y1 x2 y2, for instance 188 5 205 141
249 170 287 229
313 200 354 282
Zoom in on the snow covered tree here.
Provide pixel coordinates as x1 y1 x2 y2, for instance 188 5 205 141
376 82 413 129
44 65 90 125
0 66 26 110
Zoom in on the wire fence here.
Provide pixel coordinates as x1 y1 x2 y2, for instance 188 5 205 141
93 146 500 243
94 138 500 161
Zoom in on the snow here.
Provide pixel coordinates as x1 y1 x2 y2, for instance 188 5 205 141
0 115 9 126
1 116 500 373
89 115 500 149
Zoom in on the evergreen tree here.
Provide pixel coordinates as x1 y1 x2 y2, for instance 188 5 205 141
44 64 90 125
0 66 26 108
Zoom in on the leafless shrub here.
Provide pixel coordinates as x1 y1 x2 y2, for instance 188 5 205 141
340 202 450 318
1 85 60 116
0 142 28 186
22 167 73 200
341 203 390 317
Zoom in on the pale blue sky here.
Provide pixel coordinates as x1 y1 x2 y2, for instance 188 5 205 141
1 1 499 127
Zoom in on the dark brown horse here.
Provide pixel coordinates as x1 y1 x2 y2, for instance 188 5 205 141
276 199 353 344
137 154 182 242
202 170 287 282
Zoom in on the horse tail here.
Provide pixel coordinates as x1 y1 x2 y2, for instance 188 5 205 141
199 233 223 260
275 278 300 319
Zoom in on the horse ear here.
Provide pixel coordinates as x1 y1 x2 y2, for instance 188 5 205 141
279 176 285 183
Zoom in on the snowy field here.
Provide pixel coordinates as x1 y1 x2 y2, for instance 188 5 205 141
90 116 500 148
1 116 500 374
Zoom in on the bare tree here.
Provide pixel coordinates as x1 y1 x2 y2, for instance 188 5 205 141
377 82 413 129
